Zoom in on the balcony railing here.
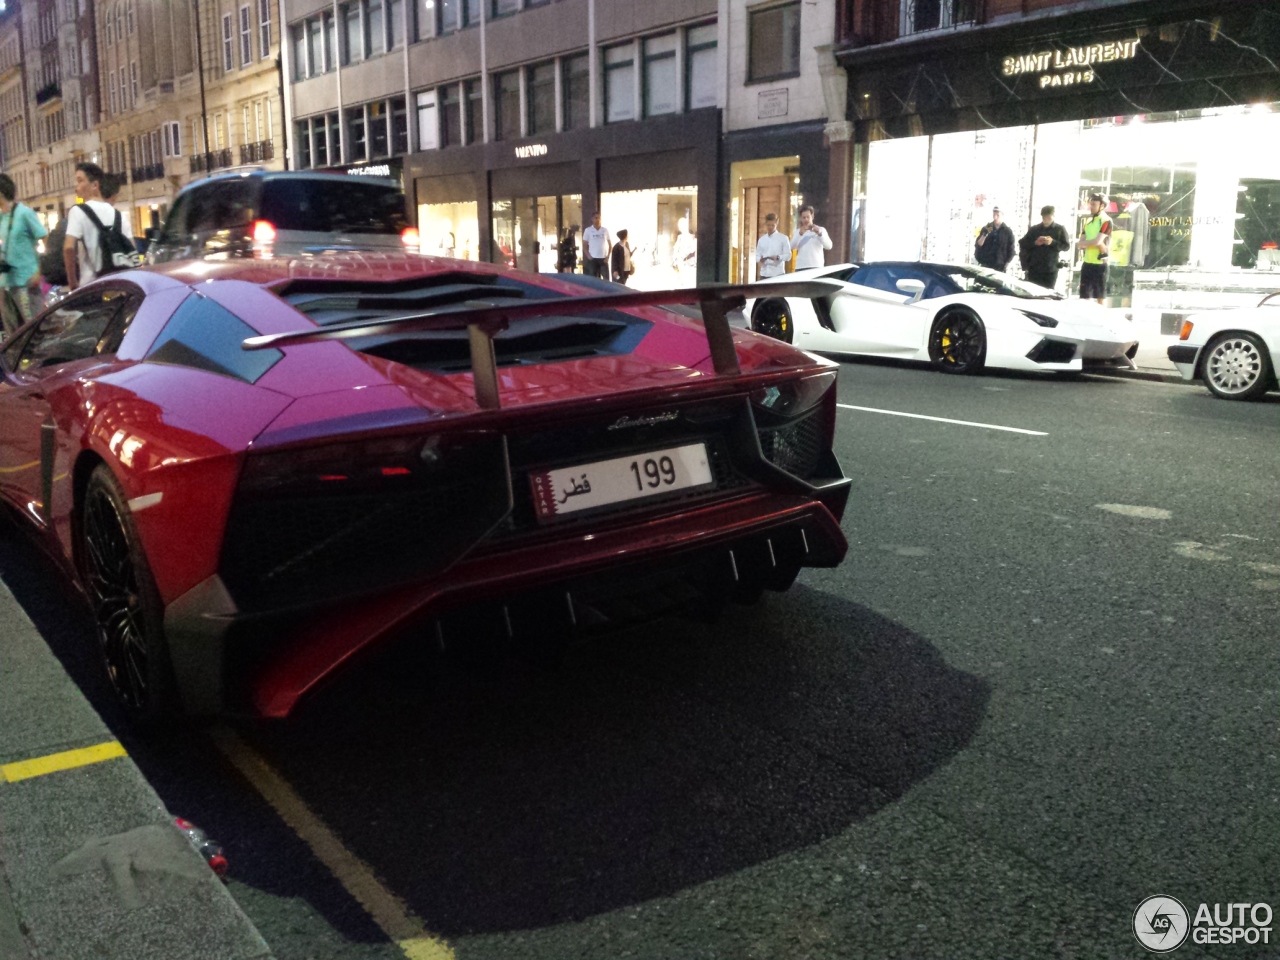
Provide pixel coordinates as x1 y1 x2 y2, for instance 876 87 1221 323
34 81 61 105
189 148 234 174
238 139 274 164
131 163 165 183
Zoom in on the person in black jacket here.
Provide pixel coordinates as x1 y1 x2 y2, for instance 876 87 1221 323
974 206 1016 272
1018 205 1071 291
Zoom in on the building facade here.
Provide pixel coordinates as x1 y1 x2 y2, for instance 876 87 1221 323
836 0 1280 322
283 0 724 287
0 4 33 200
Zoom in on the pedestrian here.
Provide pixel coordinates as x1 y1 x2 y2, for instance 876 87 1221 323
1018 205 1070 291
753 212 791 280
671 217 697 278
611 228 634 285
0 172 49 331
790 205 832 271
556 225 579 273
974 205 1016 272
63 162 136 290
581 212 611 280
1078 193 1112 304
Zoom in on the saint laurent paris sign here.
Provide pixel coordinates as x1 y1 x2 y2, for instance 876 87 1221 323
1002 38 1141 88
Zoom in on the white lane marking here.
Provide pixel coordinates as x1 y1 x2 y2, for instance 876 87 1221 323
1094 504 1172 520
1173 541 1230 562
836 404 1047 436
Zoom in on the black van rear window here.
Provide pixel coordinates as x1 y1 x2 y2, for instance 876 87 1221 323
259 179 409 235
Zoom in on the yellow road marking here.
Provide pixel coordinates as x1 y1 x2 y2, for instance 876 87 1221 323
209 726 455 960
0 460 40 474
1 740 127 783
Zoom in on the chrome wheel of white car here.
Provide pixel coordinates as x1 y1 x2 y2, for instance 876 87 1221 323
1203 334 1272 401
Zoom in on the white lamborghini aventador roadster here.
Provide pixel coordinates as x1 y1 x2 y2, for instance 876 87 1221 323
744 261 1139 375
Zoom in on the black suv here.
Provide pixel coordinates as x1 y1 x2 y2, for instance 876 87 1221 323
146 170 413 264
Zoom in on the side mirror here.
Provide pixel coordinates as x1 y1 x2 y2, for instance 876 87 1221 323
896 278 926 303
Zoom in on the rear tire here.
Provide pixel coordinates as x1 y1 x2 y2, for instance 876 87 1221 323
929 309 986 375
1201 332 1272 401
751 298 794 344
80 464 180 724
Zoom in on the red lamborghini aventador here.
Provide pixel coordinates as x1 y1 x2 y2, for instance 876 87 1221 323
0 254 850 722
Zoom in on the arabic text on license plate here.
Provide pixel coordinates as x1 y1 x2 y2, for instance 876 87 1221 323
530 443 713 521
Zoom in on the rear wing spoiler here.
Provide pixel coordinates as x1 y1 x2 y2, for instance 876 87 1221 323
243 280 842 410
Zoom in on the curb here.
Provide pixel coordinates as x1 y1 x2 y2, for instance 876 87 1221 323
0 580 274 960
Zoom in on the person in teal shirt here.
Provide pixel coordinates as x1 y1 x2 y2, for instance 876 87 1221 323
0 173 49 329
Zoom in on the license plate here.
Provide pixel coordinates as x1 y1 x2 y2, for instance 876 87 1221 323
530 443 714 521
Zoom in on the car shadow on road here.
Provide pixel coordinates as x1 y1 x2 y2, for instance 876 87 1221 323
0 526 989 942
245 583 991 937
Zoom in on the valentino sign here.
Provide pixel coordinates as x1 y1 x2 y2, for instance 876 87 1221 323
1002 37 1141 88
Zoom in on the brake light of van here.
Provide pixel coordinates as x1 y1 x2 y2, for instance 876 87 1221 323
401 227 420 247
252 220 277 245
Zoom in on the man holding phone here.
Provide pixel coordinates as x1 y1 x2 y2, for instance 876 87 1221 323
754 212 791 279
1078 193 1111 303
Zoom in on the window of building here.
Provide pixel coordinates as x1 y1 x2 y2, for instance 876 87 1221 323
255 100 264 141
115 5 124 42
416 91 438 149
686 22 717 109
903 0 973 35
105 11 113 44
464 78 481 144
366 0 385 56
163 120 182 156
324 12 336 68
438 0 458 35
464 0 480 27
240 5 252 66
295 119 312 168
258 0 272 57
493 0 519 17
493 70 520 141
109 69 118 113
391 96 408 154
387 0 403 47
562 53 589 131
605 43 635 124
291 24 306 80
126 0 134 33
748 1 800 82
343 2 361 63
368 100 388 157
643 33 677 117
312 117 328 167
326 111 340 162
527 62 555 136
439 84 459 147
346 105 366 160
119 69 128 110
307 18 323 75
222 13 235 71
130 61 138 104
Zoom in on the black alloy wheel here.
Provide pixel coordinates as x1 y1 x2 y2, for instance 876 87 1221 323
81 464 176 722
930 310 986 374
751 298 794 344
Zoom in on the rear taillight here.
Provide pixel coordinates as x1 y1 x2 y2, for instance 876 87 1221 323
252 220 276 245
401 227 420 246
239 433 442 496
752 370 839 479
749 370 837 422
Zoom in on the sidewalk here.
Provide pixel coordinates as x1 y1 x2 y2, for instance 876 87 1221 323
0 579 273 960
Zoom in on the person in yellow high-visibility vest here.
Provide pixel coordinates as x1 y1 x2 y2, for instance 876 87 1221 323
1078 193 1112 304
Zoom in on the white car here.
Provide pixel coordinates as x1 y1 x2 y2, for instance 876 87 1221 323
744 262 1139 375
1167 292 1280 400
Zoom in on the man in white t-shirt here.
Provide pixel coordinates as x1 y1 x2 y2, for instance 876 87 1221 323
581 212 611 280
754 212 791 279
790 205 833 271
63 163 134 289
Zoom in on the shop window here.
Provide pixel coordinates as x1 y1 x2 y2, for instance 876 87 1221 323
391 97 408 154
686 23 717 110
440 84 460 147
416 91 438 150
599 186 698 289
748 1 800 83
562 53 590 131
493 70 520 142
295 120 311 168
605 43 635 124
346 105 367 161
527 62 555 136
388 0 404 47
342 1 361 63
643 33 678 118
366 0 385 56
464 78 482 144
418 198 478 260
369 100 389 157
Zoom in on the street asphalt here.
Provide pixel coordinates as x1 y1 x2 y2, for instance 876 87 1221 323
0 357 1276 959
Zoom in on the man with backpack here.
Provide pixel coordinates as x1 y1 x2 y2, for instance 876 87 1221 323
63 163 139 290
